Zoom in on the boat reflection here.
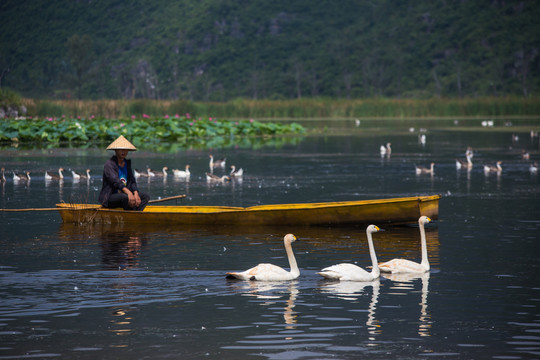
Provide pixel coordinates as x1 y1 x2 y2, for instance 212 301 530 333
58 222 148 270
381 272 431 337
227 280 299 328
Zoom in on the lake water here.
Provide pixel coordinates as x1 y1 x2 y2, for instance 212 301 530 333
1 120 539 359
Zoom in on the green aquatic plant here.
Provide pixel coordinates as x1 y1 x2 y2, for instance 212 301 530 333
0 116 305 148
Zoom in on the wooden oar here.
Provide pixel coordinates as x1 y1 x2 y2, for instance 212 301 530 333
148 194 187 203
0 194 187 211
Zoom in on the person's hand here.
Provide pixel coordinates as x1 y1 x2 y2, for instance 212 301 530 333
134 192 141 207
125 190 136 208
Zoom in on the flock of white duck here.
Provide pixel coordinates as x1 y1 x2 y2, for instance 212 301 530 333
226 216 432 282
380 132 538 176
1 167 92 182
133 154 243 183
1 153 244 185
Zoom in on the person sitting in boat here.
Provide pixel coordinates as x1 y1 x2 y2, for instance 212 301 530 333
98 135 150 211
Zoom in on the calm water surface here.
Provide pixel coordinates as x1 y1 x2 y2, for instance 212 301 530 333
1 122 539 359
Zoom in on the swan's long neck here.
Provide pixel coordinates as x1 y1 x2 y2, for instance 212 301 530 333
284 239 300 277
466 154 472 165
419 222 429 270
367 230 380 277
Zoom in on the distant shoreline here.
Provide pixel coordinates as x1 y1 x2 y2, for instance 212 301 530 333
18 97 540 120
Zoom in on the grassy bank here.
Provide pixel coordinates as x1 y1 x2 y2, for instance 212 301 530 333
19 97 540 120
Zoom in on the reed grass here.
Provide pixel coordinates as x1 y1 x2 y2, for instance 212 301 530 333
20 97 540 120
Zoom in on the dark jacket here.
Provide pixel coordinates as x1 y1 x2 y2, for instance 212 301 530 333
98 155 139 207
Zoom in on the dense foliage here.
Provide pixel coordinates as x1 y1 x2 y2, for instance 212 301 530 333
1 0 539 101
0 116 305 148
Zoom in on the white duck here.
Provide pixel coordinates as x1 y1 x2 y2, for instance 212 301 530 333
229 165 243 177
148 166 168 177
209 155 226 170
206 172 230 182
529 162 538 174
483 161 502 174
456 153 473 170
13 170 31 181
45 168 64 180
226 234 300 281
378 216 432 274
318 225 382 282
380 143 391 156
134 169 148 178
71 169 91 179
415 162 435 175
172 165 191 177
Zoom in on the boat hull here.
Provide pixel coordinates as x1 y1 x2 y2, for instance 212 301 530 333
56 195 440 226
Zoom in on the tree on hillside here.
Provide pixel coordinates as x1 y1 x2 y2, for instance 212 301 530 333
66 34 95 99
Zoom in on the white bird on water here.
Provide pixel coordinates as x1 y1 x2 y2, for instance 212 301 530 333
483 161 502 174
529 162 538 174
148 166 168 177
415 162 435 175
378 216 432 274
318 225 382 282
206 172 230 183
14 170 31 181
172 165 190 178
71 169 91 179
229 165 243 177
226 234 300 281
45 168 64 180
209 155 226 170
380 143 391 156
456 153 473 170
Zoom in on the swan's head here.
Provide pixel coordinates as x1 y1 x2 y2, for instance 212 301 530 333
366 224 381 234
419 216 431 225
284 234 297 243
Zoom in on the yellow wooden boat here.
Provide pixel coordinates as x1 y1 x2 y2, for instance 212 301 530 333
55 195 440 226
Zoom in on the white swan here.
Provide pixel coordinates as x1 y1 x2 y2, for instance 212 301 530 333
318 225 382 281
415 163 435 175
172 165 190 177
226 234 300 281
379 216 431 274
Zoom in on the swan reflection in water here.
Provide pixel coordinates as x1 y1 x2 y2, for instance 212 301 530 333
227 280 299 329
381 272 431 337
319 280 381 341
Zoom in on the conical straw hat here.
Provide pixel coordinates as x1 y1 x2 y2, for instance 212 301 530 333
106 135 137 151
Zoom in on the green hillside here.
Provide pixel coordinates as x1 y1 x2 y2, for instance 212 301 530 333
1 0 539 101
